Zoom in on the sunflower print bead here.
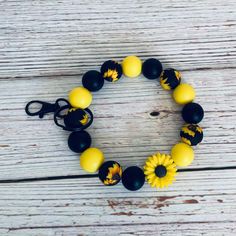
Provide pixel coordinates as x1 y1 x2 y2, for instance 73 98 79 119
160 68 181 90
98 161 122 186
180 124 203 146
101 60 122 82
143 153 177 189
64 108 89 130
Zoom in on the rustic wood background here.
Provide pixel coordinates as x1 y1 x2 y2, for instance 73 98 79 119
0 0 236 235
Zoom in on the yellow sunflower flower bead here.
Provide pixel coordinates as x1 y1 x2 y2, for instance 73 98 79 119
122 55 142 78
143 153 177 189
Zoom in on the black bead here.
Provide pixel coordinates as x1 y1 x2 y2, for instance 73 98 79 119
142 58 163 80
64 108 88 130
122 166 145 191
155 165 167 178
68 131 91 153
101 60 122 82
98 161 122 186
182 103 204 124
82 70 104 92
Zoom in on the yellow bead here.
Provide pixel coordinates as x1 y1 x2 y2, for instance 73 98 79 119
69 87 92 109
171 143 194 167
173 84 195 105
80 147 105 173
122 55 142 78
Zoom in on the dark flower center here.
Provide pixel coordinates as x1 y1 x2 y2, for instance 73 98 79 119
155 165 167 178
112 173 121 181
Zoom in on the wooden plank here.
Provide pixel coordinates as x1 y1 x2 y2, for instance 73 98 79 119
0 0 236 78
0 69 236 179
1 0 236 234
3 224 236 236
0 169 236 235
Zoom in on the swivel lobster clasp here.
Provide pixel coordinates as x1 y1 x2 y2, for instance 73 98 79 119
25 98 70 118
54 106 93 132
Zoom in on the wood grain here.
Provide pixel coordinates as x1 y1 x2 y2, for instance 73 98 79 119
1 169 236 235
0 0 236 235
1 0 236 78
0 69 235 180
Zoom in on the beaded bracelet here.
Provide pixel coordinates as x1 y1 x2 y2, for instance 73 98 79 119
25 56 204 191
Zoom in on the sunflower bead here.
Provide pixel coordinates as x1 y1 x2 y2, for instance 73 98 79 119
180 124 203 146
64 108 89 130
101 60 122 82
98 161 122 186
143 153 177 188
160 68 181 90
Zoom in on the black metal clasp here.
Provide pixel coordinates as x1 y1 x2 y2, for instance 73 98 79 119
25 98 70 118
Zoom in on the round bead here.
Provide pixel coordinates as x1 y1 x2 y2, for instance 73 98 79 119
142 58 163 80
80 147 104 173
173 84 196 105
101 60 122 82
122 166 145 191
171 143 194 167
98 161 122 186
64 108 89 130
160 68 181 90
69 87 92 109
182 102 204 124
180 124 203 146
82 70 104 92
68 131 91 153
122 56 142 78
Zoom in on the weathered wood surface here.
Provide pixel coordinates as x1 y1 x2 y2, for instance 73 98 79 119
1 170 236 235
0 70 236 180
0 0 236 235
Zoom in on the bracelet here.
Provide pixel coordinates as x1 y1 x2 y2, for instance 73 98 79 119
25 56 204 191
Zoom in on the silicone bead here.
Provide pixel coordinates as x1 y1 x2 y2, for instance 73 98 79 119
68 131 91 153
171 143 194 167
160 68 181 90
173 83 195 105
142 58 163 80
182 102 204 124
180 124 203 146
101 60 122 82
122 166 145 191
80 147 104 173
98 161 122 186
64 108 89 130
82 70 104 92
122 56 142 78
69 87 92 109
143 153 177 188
